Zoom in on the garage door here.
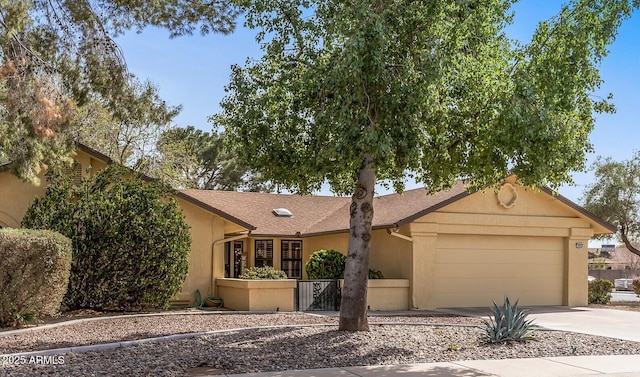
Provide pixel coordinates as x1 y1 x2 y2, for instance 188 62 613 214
432 234 564 308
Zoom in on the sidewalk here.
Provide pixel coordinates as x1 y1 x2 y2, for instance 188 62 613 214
221 355 640 377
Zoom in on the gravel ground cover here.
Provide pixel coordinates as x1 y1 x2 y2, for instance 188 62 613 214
1 312 640 376
0 312 478 354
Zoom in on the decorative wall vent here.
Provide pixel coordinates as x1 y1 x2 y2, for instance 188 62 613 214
272 208 293 217
497 183 518 209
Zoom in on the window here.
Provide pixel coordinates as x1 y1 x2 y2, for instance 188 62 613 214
63 163 82 183
225 240 245 277
281 240 302 279
255 240 274 267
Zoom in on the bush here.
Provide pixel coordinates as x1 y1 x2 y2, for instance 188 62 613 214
588 278 614 304
22 165 191 311
0 229 72 327
368 269 384 279
305 249 346 279
633 278 640 297
482 297 537 343
238 266 288 279
305 249 385 280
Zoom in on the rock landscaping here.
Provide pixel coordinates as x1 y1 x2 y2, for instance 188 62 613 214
2 312 640 376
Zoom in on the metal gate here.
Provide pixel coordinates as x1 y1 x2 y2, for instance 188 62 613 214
296 280 341 311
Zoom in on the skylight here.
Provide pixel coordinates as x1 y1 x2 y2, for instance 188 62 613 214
272 208 293 217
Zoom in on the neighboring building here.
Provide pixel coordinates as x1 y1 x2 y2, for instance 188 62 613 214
0 144 615 309
589 244 640 278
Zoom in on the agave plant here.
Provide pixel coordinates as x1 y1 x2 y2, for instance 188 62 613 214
482 297 537 343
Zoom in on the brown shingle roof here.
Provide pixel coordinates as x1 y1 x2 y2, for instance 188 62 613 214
180 183 469 237
180 189 351 236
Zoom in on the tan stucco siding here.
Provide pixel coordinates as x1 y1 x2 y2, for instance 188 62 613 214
298 230 411 280
0 150 109 229
442 184 573 218
303 234 349 279
73 150 108 177
432 234 564 307
0 172 47 228
176 198 226 302
409 181 594 309
369 228 412 279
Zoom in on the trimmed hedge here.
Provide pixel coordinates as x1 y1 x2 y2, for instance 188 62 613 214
305 249 384 279
238 266 288 279
22 164 191 311
305 249 346 279
0 229 72 327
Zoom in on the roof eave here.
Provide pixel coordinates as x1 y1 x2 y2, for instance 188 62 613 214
76 142 114 165
393 190 472 227
539 186 617 234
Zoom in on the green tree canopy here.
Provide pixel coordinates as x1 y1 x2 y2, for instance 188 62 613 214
582 152 640 257
73 82 181 168
216 0 636 330
0 0 238 183
148 125 273 191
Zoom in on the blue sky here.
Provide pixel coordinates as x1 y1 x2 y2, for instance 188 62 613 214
115 1 639 204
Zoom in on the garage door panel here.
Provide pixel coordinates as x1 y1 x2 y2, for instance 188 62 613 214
436 249 563 265
435 291 562 308
437 234 564 251
433 277 561 294
434 264 562 280
432 235 564 307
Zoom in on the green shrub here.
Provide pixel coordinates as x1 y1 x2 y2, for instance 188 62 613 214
368 269 384 279
305 249 346 279
22 165 191 311
305 249 385 280
482 297 537 343
632 278 640 297
238 266 288 279
0 229 72 327
588 278 614 304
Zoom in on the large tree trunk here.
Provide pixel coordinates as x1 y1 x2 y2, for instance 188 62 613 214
339 156 375 331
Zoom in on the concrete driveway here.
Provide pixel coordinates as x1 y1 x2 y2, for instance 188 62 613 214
437 306 640 342
612 291 640 302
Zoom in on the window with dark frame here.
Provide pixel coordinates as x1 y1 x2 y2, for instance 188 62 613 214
281 240 302 279
254 240 274 267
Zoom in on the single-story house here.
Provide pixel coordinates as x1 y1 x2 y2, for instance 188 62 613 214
0 144 615 310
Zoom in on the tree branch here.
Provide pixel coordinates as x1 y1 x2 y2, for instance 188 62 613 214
620 225 640 258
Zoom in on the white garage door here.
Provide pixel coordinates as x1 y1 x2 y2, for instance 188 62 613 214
432 234 564 308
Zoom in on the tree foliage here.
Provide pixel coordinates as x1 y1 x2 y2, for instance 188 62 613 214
148 125 273 191
217 0 636 330
582 152 640 257
0 0 238 183
73 83 181 168
22 164 191 311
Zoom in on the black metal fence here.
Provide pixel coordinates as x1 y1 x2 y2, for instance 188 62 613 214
296 279 341 311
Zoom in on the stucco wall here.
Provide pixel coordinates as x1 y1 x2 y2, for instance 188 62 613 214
409 179 597 309
0 149 110 229
0 172 46 228
299 229 412 280
369 226 412 279
216 278 297 311
176 197 227 303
